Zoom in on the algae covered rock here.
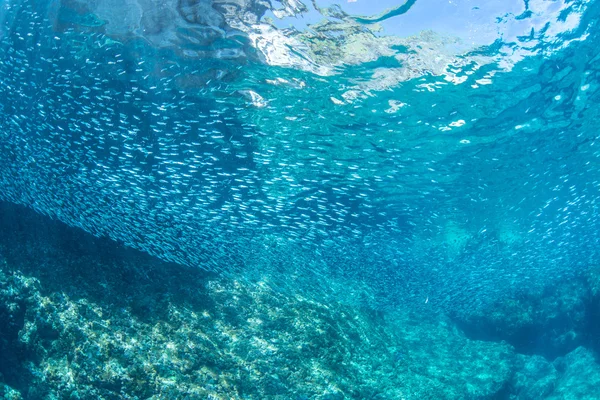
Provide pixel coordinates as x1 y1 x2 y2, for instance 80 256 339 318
509 354 559 400
0 204 525 399
383 313 514 399
453 276 589 359
547 347 600 400
0 267 41 399
584 266 600 355
0 382 22 400
0 252 516 399
508 348 600 400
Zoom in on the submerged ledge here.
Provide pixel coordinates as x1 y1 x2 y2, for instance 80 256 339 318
0 202 599 399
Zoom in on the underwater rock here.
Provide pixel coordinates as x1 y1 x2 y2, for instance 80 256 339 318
0 383 22 400
584 266 600 355
548 347 600 400
382 312 515 399
0 206 518 399
509 354 559 400
508 348 600 400
0 267 38 395
0 264 517 399
452 276 590 360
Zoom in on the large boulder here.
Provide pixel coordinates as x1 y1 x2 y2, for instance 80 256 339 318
509 354 559 400
453 275 591 360
547 347 600 400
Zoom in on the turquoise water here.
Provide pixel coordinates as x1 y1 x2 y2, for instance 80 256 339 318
1 0 600 398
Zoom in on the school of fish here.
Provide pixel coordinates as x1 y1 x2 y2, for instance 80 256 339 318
1 0 599 312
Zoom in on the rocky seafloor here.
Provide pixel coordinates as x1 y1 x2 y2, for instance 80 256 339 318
1 202 600 400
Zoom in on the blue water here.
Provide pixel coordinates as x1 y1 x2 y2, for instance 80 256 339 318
1 0 600 398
